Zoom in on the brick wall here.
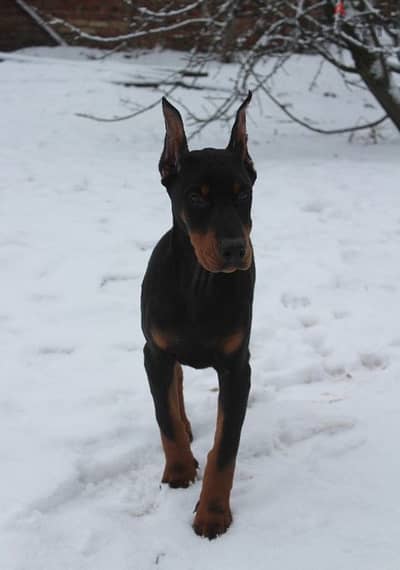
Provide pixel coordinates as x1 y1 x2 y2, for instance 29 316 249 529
31 0 133 44
0 1 398 53
0 0 52 51
0 0 200 52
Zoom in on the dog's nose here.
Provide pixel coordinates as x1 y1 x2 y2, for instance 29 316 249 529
220 238 247 267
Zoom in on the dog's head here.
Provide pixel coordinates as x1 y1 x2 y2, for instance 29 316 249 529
159 93 256 273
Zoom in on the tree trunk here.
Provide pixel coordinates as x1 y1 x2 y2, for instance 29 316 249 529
322 0 400 132
218 0 241 63
346 37 400 132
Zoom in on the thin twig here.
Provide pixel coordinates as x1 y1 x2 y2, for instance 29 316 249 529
251 70 388 135
89 42 128 61
49 16 219 43
76 94 170 123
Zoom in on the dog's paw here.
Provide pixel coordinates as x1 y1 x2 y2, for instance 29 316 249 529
193 500 232 539
161 457 198 488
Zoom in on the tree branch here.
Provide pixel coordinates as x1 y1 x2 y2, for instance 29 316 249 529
251 69 388 135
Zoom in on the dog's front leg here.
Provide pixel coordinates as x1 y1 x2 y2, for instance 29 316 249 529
193 355 251 539
144 342 198 488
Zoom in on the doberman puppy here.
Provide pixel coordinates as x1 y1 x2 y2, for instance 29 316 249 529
141 92 256 539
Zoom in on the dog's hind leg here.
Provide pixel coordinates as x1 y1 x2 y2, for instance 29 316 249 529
144 343 198 488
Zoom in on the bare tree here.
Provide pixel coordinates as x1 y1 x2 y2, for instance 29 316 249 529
192 0 400 133
332 0 400 130
38 0 400 133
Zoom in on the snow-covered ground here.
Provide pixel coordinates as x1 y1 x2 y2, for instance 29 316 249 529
1 47 400 570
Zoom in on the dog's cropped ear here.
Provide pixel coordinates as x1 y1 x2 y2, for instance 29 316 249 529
159 98 189 185
227 91 256 184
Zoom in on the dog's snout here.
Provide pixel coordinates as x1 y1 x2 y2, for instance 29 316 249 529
220 238 246 267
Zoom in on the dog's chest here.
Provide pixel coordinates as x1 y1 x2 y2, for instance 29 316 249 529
165 328 244 369
152 302 250 368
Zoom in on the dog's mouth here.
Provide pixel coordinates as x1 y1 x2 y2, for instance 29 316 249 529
188 230 252 273
220 263 249 273
219 255 252 273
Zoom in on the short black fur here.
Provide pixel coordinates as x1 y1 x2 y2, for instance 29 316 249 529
141 92 256 539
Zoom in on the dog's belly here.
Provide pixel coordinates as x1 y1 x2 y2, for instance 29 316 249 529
172 341 218 369
173 344 220 369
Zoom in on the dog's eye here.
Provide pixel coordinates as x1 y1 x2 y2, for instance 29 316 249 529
188 192 208 207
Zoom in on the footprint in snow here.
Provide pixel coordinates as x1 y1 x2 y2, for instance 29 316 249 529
300 362 325 384
30 293 59 303
113 342 141 353
298 313 319 328
324 361 347 378
341 247 360 263
100 273 139 288
135 240 154 252
301 199 329 214
332 309 349 320
14 446 160 522
278 416 355 447
359 352 389 370
38 346 75 356
281 292 311 309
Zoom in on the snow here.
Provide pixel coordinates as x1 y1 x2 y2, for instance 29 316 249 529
1 47 400 569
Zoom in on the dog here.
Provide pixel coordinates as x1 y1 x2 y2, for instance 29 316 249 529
141 92 256 539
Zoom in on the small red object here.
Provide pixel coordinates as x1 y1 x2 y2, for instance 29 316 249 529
334 1 345 16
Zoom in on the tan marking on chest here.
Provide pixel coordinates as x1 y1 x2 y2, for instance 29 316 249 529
220 330 245 355
151 328 172 350
200 184 210 197
233 182 240 195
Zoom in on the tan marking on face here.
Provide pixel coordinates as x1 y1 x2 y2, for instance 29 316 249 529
200 184 210 198
241 224 253 270
221 330 245 355
188 229 223 273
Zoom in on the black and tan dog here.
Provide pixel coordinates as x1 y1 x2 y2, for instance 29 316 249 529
141 92 256 539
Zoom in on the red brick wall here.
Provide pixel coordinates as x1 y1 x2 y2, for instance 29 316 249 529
32 0 133 44
0 0 199 52
0 0 53 51
0 1 398 53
